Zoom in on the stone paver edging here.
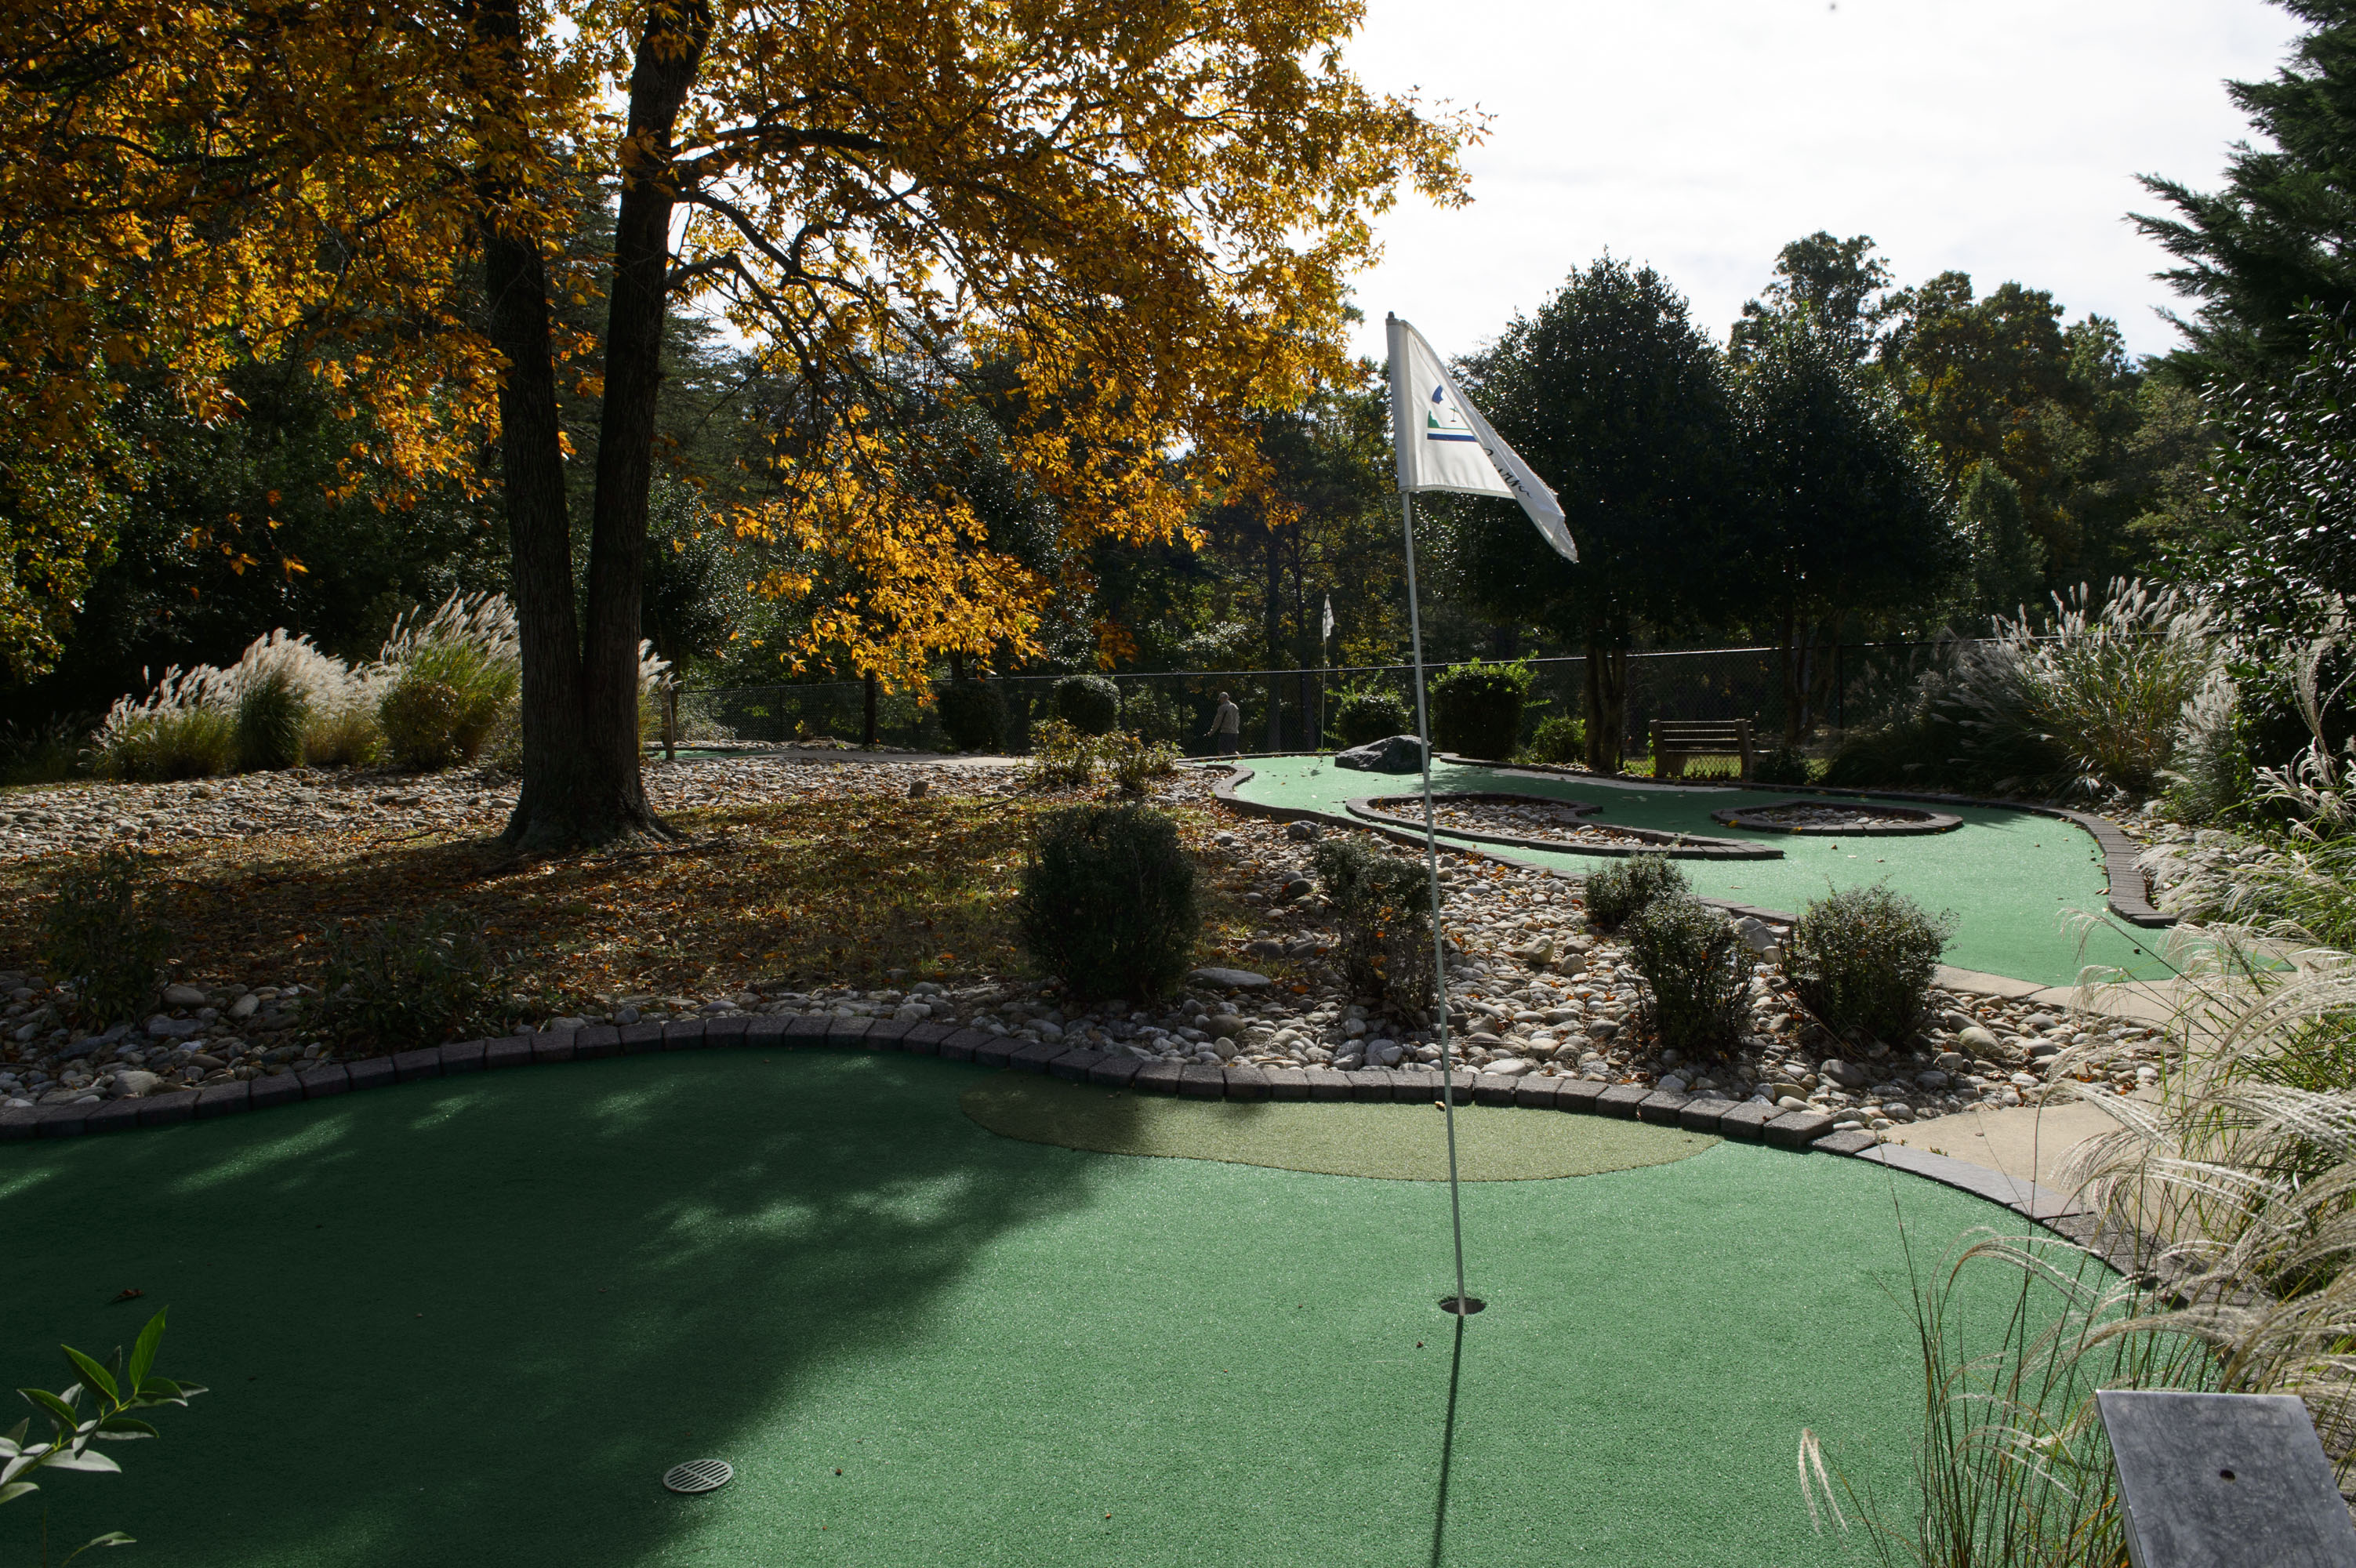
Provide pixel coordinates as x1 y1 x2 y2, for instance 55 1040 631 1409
1348 793 1777 861
0 1018 2093 1239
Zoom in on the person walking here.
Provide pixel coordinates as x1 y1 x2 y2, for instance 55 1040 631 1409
1205 691 1242 755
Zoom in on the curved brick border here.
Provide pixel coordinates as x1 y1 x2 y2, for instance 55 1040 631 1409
0 1014 2099 1240
1708 800 1962 837
1349 793 1779 862
1213 756 2172 929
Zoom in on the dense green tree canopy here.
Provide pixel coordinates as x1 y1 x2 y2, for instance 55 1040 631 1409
2137 0 2356 377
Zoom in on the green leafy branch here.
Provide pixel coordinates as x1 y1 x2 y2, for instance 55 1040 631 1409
2 1308 204 1565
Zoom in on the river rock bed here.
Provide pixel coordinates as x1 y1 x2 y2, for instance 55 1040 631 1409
0 760 2169 1132
1375 795 1667 851
1733 803 1933 830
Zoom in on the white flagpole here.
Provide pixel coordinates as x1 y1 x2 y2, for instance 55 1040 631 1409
1400 491 1469 1314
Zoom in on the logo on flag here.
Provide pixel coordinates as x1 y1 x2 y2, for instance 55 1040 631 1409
1425 385 1479 443
1387 314 1577 564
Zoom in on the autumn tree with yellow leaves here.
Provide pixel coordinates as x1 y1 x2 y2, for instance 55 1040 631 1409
1 0 1471 845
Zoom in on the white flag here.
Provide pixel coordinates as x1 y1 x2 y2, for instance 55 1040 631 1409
1387 314 1577 563
1321 594 1334 642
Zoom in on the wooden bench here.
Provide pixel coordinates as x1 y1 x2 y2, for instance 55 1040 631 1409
1649 719 1754 781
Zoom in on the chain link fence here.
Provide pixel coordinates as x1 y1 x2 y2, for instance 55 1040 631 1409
669 641 1962 758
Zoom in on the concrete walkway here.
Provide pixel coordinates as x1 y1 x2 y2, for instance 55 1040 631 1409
1878 1091 2136 1196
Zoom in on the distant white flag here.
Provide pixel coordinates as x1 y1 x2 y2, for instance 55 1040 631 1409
1387 314 1577 564
1321 594 1334 643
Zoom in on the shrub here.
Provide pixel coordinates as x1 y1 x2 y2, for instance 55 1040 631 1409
92 629 377 779
379 678 466 771
1821 710 1957 791
0 717 85 786
1017 804 1199 1000
1103 731 1180 793
234 667 310 773
92 699 238 782
1951 579 2220 797
1752 743 1811 786
303 699 384 769
1581 853 1688 932
1310 837 1437 1022
1334 688 1412 748
1430 658 1533 759
1053 673 1122 735
2162 666 2253 823
1118 684 1193 748
1523 713 1585 765
1784 883 1953 1044
1623 894 1752 1055
317 906 496 1048
42 848 172 1026
936 680 1007 753
1024 717 1098 788
376 591 523 764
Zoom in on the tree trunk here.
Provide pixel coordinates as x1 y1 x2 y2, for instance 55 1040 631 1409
499 0 711 850
1263 525 1285 751
1779 602 1803 743
1583 643 1628 772
470 0 590 848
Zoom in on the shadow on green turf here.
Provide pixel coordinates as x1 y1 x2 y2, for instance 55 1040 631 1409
2 1054 1142 1566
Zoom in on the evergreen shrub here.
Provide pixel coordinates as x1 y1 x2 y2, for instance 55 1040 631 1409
1310 837 1436 1022
1753 743 1812 786
1334 688 1411 748
1430 658 1532 759
1582 853 1688 932
1018 804 1200 1000
1053 673 1122 735
1784 884 1954 1044
1625 895 1752 1055
318 906 497 1049
1525 714 1586 764
935 680 1006 753
42 848 172 1026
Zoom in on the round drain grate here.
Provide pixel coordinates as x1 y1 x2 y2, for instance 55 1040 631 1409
1439 1294 1487 1316
663 1459 735 1494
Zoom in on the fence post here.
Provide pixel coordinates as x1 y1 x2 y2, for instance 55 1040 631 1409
1834 644 1846 734
663 681 677 762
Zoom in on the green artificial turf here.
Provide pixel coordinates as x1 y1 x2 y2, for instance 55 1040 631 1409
963 1071 1718 1179
3 1052 2070 1567
1227 754 2170 988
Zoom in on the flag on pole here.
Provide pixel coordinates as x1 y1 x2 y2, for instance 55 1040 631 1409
1321 593 1334 644
1386 314 1577 564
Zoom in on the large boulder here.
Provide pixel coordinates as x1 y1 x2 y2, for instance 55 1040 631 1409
1334 733 1427 773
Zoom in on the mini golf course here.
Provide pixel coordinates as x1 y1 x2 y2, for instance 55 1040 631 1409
1225 754 2171 989
3 1050 2081 1566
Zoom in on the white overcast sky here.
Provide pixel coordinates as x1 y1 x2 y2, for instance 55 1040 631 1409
1341 0 2305 365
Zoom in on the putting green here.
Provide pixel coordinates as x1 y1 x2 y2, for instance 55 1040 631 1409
963 1071 1719 1178
4 1052 2065 1567
1227 754 2169 988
